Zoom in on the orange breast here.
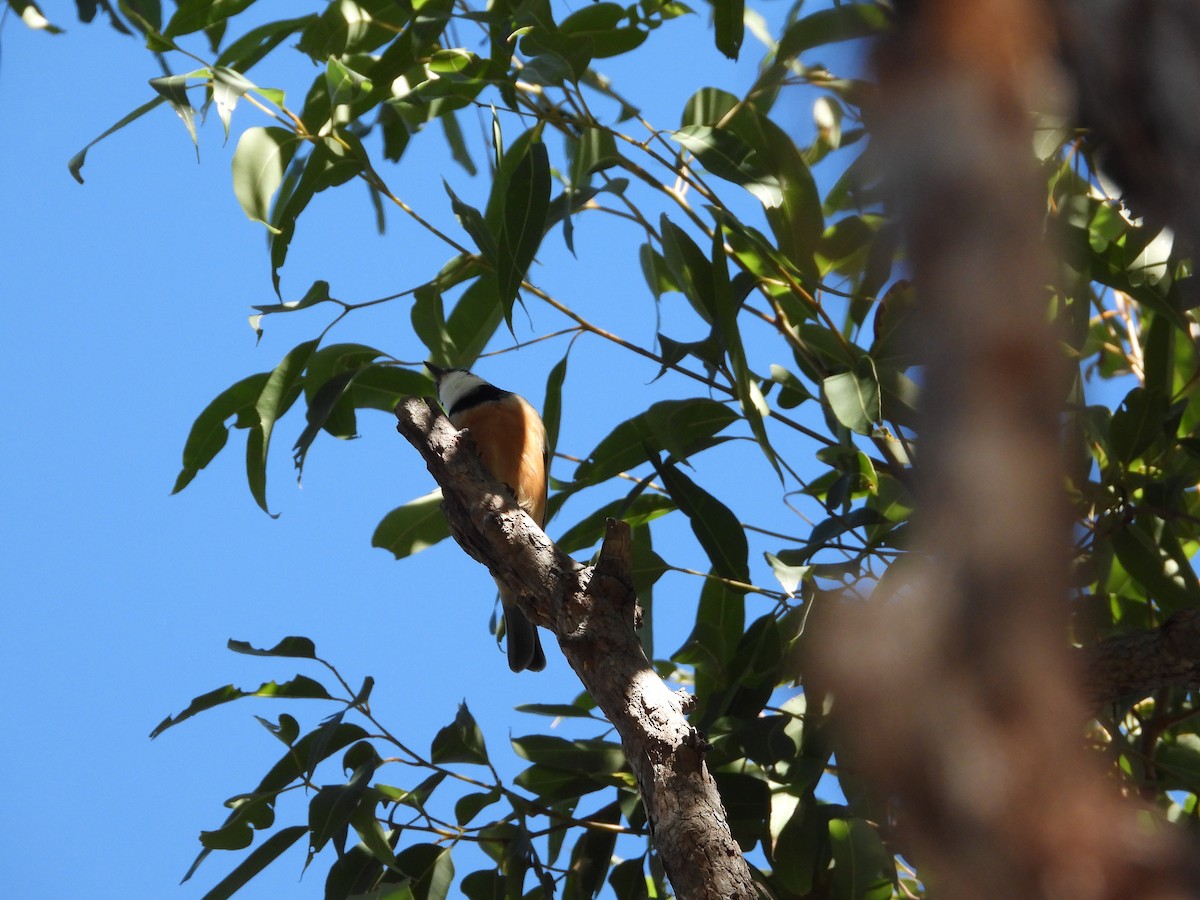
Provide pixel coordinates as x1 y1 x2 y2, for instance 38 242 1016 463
452 397 547 526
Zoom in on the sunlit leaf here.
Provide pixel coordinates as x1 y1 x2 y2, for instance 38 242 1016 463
232 126 299 231
372 490 451 559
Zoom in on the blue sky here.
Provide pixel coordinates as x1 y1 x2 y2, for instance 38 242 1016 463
0 4 862 897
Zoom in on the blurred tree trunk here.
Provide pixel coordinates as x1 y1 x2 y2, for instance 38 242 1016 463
813 1 1200 896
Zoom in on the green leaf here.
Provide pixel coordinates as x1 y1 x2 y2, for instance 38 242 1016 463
573 398 737 486
712 0 744 59
395 844 455 900
244 339 319 515
570 126 623 184
255 713 300 747
210 66 256 141
765 551 810 596
776 4 892 61
445 275 504 367
674 576 744 675
770 803 827 895
150 675 334 738
431 702 489 765
511 735 626 774
714 771 769 849
258 719 371 795
496 141 551 318
439 110 477 175
455 789 501 826
709 227 780 479
444 181 498 264
828 818 895 900
513 765 604 803
607 858 650 900
149 73 200 150
164 0 256 37
639 243 681 298
823 359 880 435
309 761 376 853
672 125 782 206
1110 386 1168 463
513 703 599 719
660 215 715 322
173 372 271 494
292 367 365 471
227 636 317 659
460 869 505 900
198 825 308 900
326 55 373 105
543 350 570 462
232 126 299 231
371 490 451 559
69 96 166 184
556 493 676 554
1112 519 1200 612
769 364 813 409
215 15 317 71
563 802 621 899
652 459 751 589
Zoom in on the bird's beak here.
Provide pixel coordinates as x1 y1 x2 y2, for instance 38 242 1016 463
425 361 448 378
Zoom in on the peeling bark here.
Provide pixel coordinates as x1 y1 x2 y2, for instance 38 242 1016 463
394 398 757 900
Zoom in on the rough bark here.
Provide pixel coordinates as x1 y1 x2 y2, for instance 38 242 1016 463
811 2 1200 898
394 397 757 900
1085 610 1200 707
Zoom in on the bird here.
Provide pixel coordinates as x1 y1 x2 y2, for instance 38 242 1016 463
425 361 548 672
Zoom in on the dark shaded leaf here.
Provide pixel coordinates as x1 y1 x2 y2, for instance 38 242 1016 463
563 802 621 899
199 825 308 900
556 493 676 554
496 141 551 319
149 73 199 149
574 398 737 486
431 702 489 765
1110 386 1168 463
150 675 334 738
173 372 271 494
652 459 750 588
309 760 376 853
712 0 743 59
227 636 317 659
511 735 626 774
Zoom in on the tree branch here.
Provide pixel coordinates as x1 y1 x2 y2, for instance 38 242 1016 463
393 397 757 900
1084 610 1200 707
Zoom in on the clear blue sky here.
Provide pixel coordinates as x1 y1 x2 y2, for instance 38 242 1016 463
0 5 858 897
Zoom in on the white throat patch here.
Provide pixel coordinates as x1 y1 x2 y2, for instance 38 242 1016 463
436 369 490 412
